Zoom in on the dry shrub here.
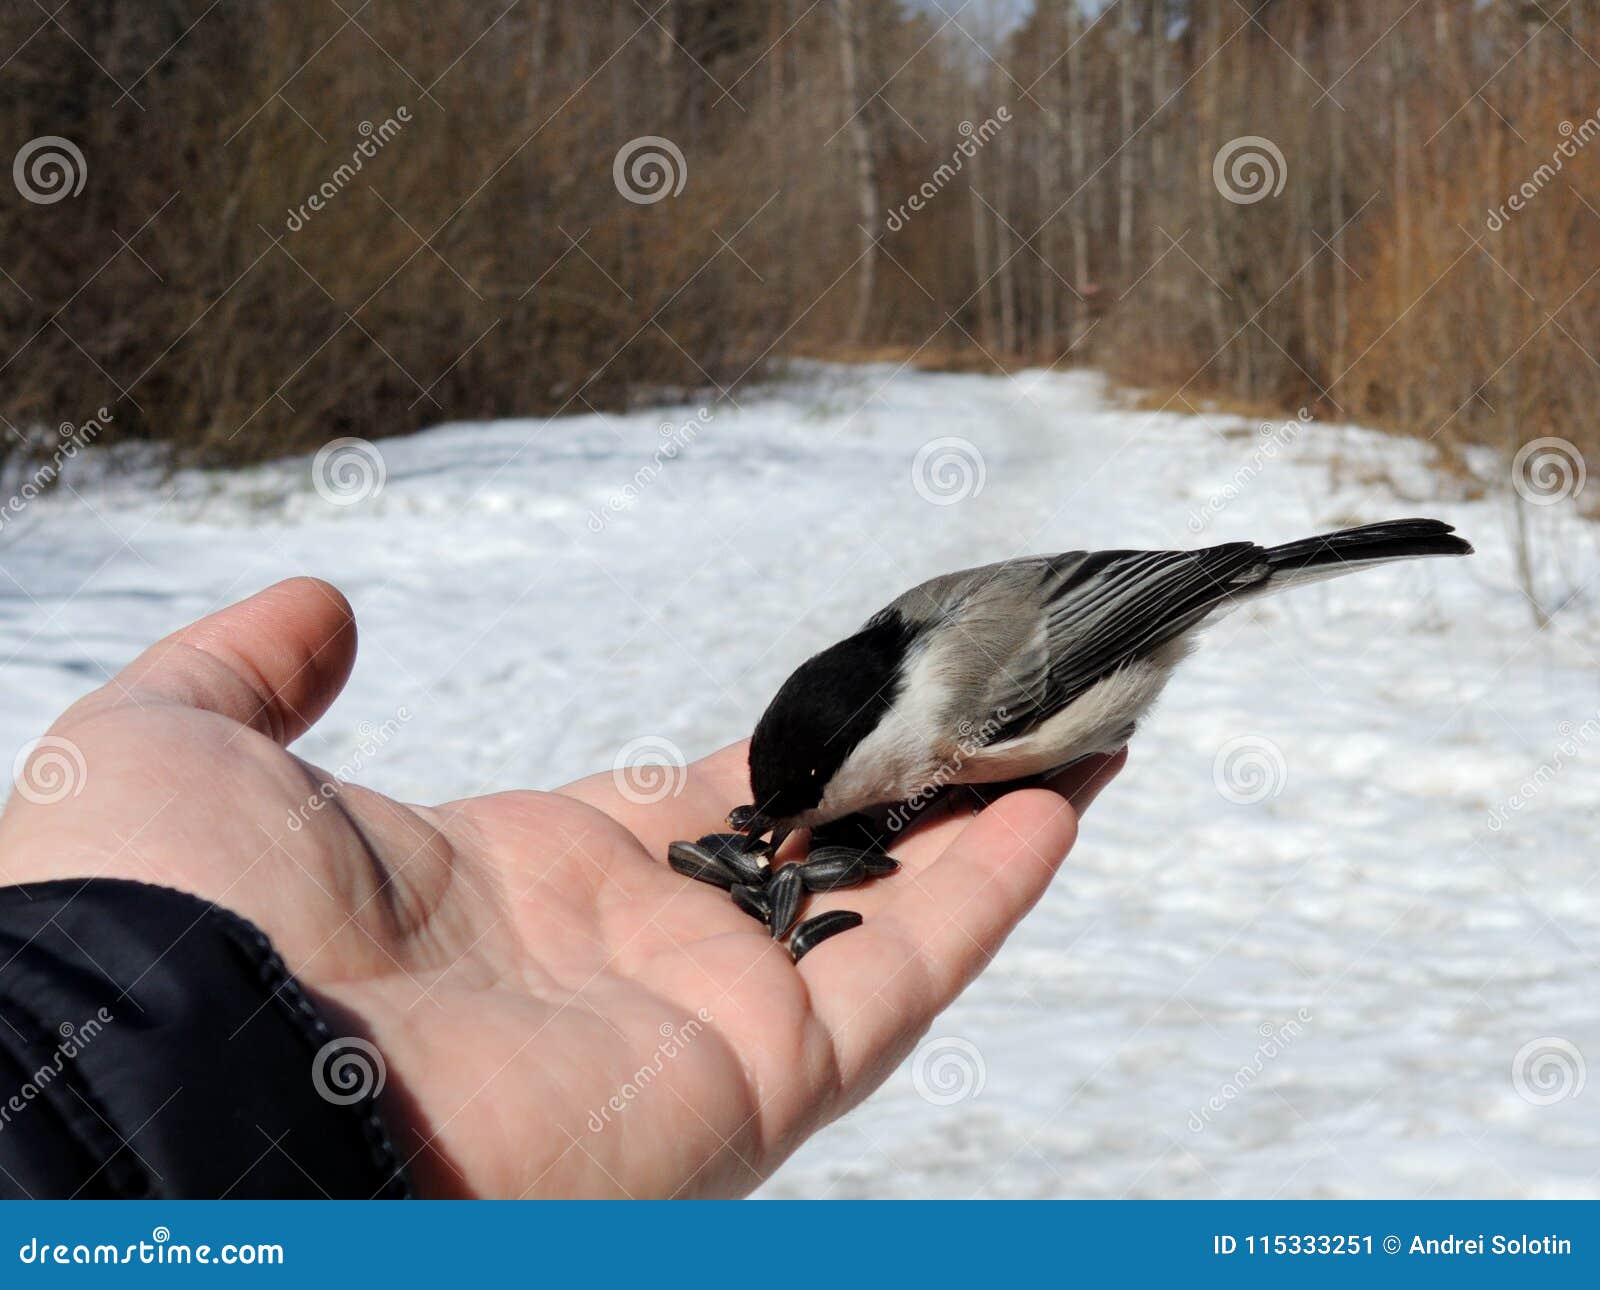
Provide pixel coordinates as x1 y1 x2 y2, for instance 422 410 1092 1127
0 0 841 469
6 0 1600 536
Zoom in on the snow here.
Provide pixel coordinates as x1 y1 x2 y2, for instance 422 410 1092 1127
3 362 1598 1197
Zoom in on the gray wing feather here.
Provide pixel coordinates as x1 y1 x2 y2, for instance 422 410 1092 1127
871 558 1046 628
865 543 1272 745
903 544 1272 744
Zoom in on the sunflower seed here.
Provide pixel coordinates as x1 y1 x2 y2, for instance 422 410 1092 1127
767 865 805 939
730 883 772 925
790 910 864 963
667 840 738 889
804 844 898 884
861 852 900 878
696 833 770 885
797 848 869 892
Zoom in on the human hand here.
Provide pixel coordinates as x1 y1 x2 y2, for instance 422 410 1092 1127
0 578 1123 1197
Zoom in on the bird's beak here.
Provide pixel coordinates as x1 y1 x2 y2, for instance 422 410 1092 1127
738 812 791 859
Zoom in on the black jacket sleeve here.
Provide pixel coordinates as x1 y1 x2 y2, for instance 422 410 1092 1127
0 878 409 1198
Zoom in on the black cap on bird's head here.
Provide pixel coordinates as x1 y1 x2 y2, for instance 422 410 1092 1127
746 610 917 836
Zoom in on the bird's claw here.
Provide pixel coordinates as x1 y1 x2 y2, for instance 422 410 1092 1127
727 803 792 859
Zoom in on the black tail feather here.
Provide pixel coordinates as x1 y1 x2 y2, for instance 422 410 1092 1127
1265 518 1473 573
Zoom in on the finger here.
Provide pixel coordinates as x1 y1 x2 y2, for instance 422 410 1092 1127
852 748 1130 873
1045 747 1128 815
799 771 1117 1085
877 749 1126 981
680 738 757 812
78 577 358 746
557 739 754 856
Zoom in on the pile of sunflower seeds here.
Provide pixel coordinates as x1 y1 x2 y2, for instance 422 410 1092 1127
665 825 898 962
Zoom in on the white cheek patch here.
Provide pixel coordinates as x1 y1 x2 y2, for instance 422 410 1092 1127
816 641 952 819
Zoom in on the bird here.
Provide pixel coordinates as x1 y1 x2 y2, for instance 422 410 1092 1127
734 518 1472 856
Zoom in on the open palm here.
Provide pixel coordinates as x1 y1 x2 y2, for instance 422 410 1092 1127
0 578 1123 1197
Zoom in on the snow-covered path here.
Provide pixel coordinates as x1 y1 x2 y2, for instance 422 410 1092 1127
2 363 1597 1197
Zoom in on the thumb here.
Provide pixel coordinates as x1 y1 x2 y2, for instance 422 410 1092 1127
82 577 358 746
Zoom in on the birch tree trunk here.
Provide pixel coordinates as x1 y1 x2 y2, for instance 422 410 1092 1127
1038 24 1067 358
836 0 882 344
1066 2 1091 340
966 64 995 349
1294 1 1317 376
996 119 1018 355
1330 2 1349 376
1117 4 1136 278
1149 0 1166 257
1200 1 1231 372
1387 20 1412 421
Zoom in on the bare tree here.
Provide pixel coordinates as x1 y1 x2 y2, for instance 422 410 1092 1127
1066 2 1092 338
835 0 885 344
1117 2 1136 277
